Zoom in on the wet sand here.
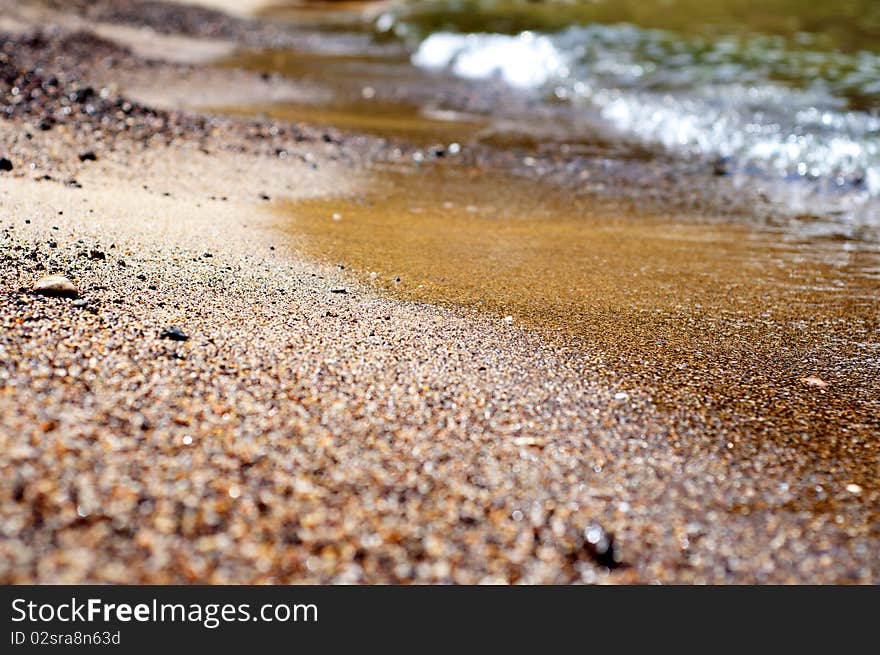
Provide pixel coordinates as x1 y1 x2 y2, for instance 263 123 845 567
283 164 880 490
0 0 878 584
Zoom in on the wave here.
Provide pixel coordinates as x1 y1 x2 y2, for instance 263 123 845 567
411 26 880 198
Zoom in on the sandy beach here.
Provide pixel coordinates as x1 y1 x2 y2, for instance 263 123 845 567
0 0 877 584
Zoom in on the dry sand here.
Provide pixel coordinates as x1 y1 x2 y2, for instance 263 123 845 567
0 0 877 584
174 0 275 17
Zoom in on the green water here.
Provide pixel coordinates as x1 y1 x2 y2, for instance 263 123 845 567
386 0 880 54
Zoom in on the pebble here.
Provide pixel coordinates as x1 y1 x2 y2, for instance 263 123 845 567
583 523 623 569
801 376 828 388
89 249 106 260
78 151 97 162
713 156 733 176
159 327 189 341
330 288 347 294
0 157 12 172
32 274 78 298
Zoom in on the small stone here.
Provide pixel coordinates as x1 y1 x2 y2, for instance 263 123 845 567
614 392 629 401
582 523 623 569
845 483 863 495
503 315 514 324
512 436 545 448
78 151 97 162
713 156 733 176
160 327 189 341
72 299 88 308
330 288 347 294
0 157 12 172
89 249 106 260
33 275 78 298
801 376 828 388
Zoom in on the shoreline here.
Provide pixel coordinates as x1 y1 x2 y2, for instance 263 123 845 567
1 0 877 584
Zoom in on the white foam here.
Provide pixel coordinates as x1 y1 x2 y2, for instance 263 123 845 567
413 31 569 89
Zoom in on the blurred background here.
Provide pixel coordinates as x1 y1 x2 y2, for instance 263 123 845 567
232 0 880 233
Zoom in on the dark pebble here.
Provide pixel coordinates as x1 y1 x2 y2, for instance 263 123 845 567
330 288 347 294
712 156 733 176
71 87 95 103
582 523 623 570
89 250 106 260
78 151 97 162
160 327 189 342
0 157 12 172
